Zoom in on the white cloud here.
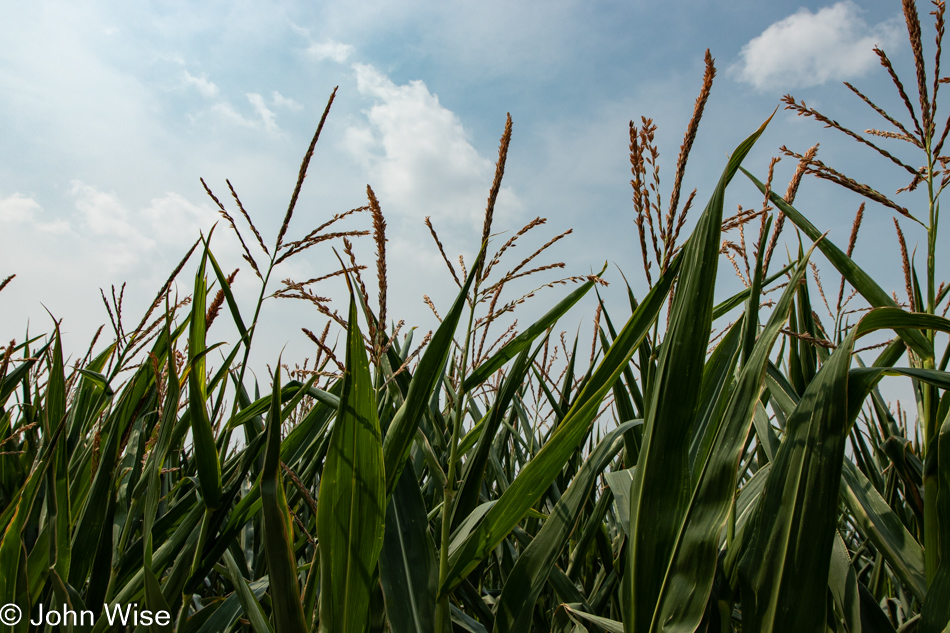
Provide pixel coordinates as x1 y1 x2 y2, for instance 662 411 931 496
287 19 311 39
0 193 71 234
3 182 222 279
343 63 522 231
141 191 220 246
182 70 220 99
731 1 903 91
306 39 354 63
199 93 284 134
0 193 40 224
69 181 160 273
247 93 278 133
272 91 303 111
1 184 225 341
209 101 256 127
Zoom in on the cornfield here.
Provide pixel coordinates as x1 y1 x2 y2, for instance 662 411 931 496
2 1 950 631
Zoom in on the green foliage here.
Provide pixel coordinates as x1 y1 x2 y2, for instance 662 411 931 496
2 4 950 631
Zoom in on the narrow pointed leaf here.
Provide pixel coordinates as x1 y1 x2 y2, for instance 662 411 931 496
738 308 950 631
627 114 772 633
261 364 307 633
742 168 932 358
188 247 222 509
379 465 441 633
651 242 815 632
383 252 479 494
318 297 386 633
442 253 678 594
737 328 856 631
493 420 638 633
224 550 275 633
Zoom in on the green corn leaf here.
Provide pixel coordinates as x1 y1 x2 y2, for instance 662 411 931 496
737 328 856 630
47 570 88 631
0 354 41 407
143 566 173 633
840 460 927 602
45 327 71 581
140 320 182 571
604 468 635 538
196 578 270 633
860 583 899 633
379 464 442 633
563 604 625 633
261 363 307 633
318 296 386 633
224 550 275 633
626 114 772 633
204 242 249 342
442 250 678 595
493 420 639 633
188 246 223 510
738 308 950 631
64 343 117 455
742 167 933 359
689 318 743 477
828 531 861 633
70 348 158 587
383 249 479 495
649 241 815 632
451 605 489 633
917 399 950 632
76 369 114 397
454 342 543 529
710 262 794 321
225 382 338 431
0 415 66 621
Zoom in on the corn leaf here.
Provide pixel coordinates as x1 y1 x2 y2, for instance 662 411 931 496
626 114 772 633
741 168 933 359
383 252 479 495
442 250 679 595
650 240 815 632
379 464 442 633
224 550 275 633
188 247 223 510
261 363 307 633
463 266 605 391
318 296 386 633
493 419 638 633
738 309 950 630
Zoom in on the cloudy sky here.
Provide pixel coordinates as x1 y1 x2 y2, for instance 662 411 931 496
0 0 939 381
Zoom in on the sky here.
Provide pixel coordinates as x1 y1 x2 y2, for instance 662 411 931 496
0 0 942 398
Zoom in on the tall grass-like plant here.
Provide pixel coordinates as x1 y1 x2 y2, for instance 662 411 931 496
744 1 950 628
3 2 950 631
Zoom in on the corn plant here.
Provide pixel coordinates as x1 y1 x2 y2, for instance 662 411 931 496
2 2 950 631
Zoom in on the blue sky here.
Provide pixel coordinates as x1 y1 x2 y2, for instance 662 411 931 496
0 0 938 385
